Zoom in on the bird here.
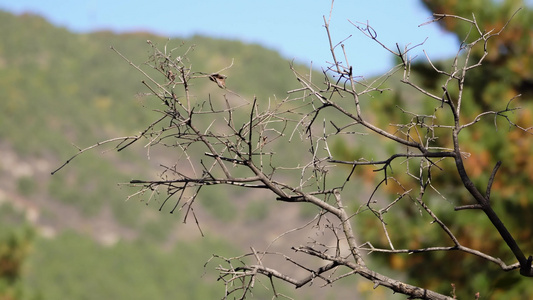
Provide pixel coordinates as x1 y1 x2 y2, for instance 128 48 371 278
208 73 227 89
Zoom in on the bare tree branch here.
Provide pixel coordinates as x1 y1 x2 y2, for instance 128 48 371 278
55 4 532 299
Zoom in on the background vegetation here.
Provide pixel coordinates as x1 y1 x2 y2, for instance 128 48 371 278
0 0 532 298
0 10 321 300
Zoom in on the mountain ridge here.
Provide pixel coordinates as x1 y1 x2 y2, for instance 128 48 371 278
0 8 318 244
0 10 355 299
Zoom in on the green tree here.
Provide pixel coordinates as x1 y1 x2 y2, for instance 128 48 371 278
0 205 35 300
373 1 533 298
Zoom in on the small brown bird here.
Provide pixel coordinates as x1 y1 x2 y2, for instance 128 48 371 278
209 73 227 89
167 70 176 82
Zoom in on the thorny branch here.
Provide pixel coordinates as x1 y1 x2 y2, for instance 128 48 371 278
55 5 532 300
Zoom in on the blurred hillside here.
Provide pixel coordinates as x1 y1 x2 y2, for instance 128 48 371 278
0 10 340 299
1 2 532 299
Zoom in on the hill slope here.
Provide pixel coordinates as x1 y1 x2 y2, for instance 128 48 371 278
0 10 346 300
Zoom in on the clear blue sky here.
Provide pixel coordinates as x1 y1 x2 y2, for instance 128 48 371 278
0 0 464 76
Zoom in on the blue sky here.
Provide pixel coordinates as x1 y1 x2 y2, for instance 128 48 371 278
0 0 463 76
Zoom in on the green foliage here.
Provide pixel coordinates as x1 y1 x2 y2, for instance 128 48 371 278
244 200 269 222
200 187 237 222
16 177 37 197
298 202 322 219
0 204 36 300
362 1 533 298
0 10 313 299
2 2 531 298
0 11 305 158
24 231 236 300
0 7 312 236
